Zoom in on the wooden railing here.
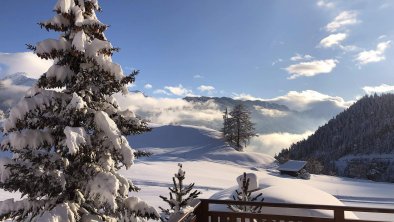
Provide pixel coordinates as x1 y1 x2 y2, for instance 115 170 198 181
169 199 394 222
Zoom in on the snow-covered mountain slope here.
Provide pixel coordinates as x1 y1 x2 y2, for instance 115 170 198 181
1 124 394 221
130 124 275 167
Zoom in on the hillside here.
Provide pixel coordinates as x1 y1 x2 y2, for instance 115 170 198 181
277 94 394 182
2 124 394 221
130 124 275 166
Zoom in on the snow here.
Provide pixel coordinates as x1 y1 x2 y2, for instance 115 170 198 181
64 127 89 155
236 173 258 191
77 19 106 31
85 39 112 58
0 158 12 183
0 198 46 219
46 65 75 82
1 124 394 221
54 0 75 14
3 90 69 132
211 179 358 219
124 196 159 218
42 14 70 28
66 93 87 110
278 160 307 172
36 202 78 222
87 171 119 210
72 30 87 52
1 129 54 151
72 6 84 25
94 111 134 168
36 38 70 55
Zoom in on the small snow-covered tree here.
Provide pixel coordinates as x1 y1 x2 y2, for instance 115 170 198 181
159 163 201 221
229 172 264 213
0 0 158 221
223 104 257 151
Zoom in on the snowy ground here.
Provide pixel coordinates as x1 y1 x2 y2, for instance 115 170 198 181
1 124 394 221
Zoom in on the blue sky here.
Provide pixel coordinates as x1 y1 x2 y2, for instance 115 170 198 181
0 0 394 101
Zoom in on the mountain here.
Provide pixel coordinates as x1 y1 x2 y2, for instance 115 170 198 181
0 73 37 113
1 72 36 86
184 96 289 111
276 94 394 182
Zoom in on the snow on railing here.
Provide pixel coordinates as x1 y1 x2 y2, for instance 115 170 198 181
172 199 394 222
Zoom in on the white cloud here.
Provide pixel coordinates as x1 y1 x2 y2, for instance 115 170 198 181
317 0 335 9
0 79 30 110
232 93 263 101
355 41 391 65
0 52 53 79
378 35 387 40
290 54 314 61
144 84 153 89
197 85 215 93
326 11 359 32
193 74 204 79
248 131 313 156
164 84 193 96
234 90 353 118
266 90 353 112
153 89 170 95
363 84 394 94
114 92 223 128
285 59 338 79
319 33 347 48
254 106 288 118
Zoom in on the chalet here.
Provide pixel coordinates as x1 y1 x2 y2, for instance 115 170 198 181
278 160 307 177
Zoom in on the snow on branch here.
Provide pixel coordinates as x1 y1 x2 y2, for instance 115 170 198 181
3 90 70 132
1 129 54 151
36 38 71 59
64 127 90 155
54 0 76 14
46 64 75 82
0 158 13 183
94 111 134 168
86 171 119 211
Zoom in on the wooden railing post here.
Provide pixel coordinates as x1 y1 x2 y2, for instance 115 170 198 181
334 208 345 222
195 199 209 222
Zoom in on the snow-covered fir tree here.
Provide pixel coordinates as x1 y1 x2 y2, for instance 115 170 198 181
159 163 201 221
0 0 159 221
229 173 264 213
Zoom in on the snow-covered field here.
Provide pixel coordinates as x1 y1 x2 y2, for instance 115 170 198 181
1 124 394 221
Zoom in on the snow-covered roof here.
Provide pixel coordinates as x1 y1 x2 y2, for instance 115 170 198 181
278 160 307 172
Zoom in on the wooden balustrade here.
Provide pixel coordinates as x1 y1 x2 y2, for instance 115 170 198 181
169 199 394 222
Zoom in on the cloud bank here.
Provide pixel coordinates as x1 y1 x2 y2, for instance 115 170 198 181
326 11 359 32
249 131 313 156
197 85 215 93
363 84 394 94
285 59 338 79
0 52 53 79
319 33 347 48
355 41 391 65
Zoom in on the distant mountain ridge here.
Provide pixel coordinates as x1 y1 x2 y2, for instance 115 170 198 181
276 94 394 182
184 96 290 111
1 72 36 86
